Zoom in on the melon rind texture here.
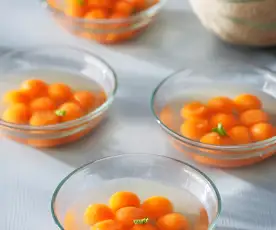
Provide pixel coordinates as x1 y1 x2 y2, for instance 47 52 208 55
189 0 276 46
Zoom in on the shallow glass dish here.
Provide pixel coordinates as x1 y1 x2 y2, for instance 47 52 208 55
42 0 167 44
0 45 117 148
51 154 221 230
151 65 276 168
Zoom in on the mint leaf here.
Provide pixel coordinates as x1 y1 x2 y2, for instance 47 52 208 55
55 110 66 117
77 0 84 6
133 218 149 225
212 123 227 136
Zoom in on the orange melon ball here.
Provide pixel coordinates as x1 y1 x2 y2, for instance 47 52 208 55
228 126 252 144
30 97 57 113
84 204 114 226
57 102 84 122
128 0 147 11
156 213 189 230
47 0 56 8
160 105 174 129
141 196 173 220
85 9 108 19
194 208 209 230
210 113 238 130
21 79 48 98
234 94 262 112
114 1 134 16
73 91 96 112
180 101 209 119
29 111 60 126
109 11 129 19
109 191 140 212
132 223 158 230
115 207 146 229
95 90 107 108
3 90 29 105
200 132 233 146
65 0 87 17
207 96 235 113
180 119 210 140
2 103 30 124
239 109 268 127
91 219 124 230
88 0 112 9
250 123 274 142
64 210 78 230
48 83 73 104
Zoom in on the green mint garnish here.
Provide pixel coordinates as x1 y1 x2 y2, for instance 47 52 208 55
133 218 149 225
55 109 66 117
77 0 85 5
212 123 227 136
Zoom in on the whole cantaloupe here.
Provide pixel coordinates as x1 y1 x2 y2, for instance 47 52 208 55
189 0 276 46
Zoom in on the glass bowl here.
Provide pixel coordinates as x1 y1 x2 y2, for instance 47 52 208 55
51 154 221 230
0 45 117 148
151 65 276 168
42 0 167 44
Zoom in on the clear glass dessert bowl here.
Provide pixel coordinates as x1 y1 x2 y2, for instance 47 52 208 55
51 154 221 229
0 45 117 147
42 0 167 44
151 65 276 168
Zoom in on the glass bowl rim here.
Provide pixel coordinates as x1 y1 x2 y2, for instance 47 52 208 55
0 45 118 131
51 153 222 230
151 66 276 152
41 0 167 24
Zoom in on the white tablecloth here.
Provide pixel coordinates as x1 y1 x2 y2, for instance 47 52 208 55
1 0 276 229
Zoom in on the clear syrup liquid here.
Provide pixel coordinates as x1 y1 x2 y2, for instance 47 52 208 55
63 178 207 230
158 84 276 134
0 69 106 113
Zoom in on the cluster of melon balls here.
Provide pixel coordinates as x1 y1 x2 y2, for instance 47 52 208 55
53 0 159 19
84 191 189 230
1 79 105 126
180 94 275 145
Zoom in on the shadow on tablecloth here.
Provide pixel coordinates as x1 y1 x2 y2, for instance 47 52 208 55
215 156 276 230
106 9 276 71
